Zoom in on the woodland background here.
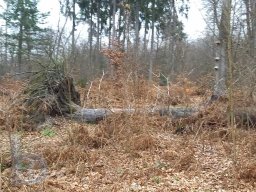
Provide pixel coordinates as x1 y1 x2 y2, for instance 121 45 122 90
0 0 256 191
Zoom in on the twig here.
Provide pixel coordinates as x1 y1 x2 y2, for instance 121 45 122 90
152 84 161 110
126 72 133 82
153 84 161 91
85 164 104 169
151 71 160 78
74 158 82 178
160 73 170 96
86 81 93 102
11 71 39 77
98 71 105 90
187 68 196 76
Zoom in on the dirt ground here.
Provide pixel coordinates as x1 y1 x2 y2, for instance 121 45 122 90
0 77 255 191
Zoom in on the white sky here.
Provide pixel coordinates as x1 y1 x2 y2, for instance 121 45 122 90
0 0 207 40
182 0 207 39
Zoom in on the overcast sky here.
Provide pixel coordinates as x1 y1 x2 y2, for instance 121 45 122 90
1 0 207 40
182 0 206 39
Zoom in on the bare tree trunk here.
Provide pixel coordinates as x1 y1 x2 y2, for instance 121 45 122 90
26 36 32 72
122 9 127 50
242 0 255 57
126 11 131 50
4 9 8 68
214 41 227 98
149 24 155 81
251 0 256 57
143 21 148 53
96 2 100 50
18 24 23 74
71 107 199 123
112 0 116 44
213 0 232 99
134 1 140 48
89 8 93 74
108 1 112 48
71 0 76 66
143 20 149 75
117 8 122 44
226 0 234 129
95 1 100 67
149 0 155 82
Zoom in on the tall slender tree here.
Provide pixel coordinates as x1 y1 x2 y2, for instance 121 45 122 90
75 0 188 78
60 0 78 67
243 0 256 57
0 0 48 73
212 0 232 98
149 0 155 81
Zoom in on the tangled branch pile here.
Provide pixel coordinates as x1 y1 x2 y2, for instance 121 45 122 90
24 63 80 124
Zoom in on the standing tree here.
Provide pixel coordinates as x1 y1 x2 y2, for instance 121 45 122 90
210 0 232 99
148 0 155 82
158 0 187 77
74 0 188 79
60 0 77 66
243 0 256 57
0 0 48 74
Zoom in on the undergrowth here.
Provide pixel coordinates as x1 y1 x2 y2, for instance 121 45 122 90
1 68 256 191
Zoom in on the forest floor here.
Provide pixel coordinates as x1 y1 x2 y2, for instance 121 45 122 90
0 76 256 191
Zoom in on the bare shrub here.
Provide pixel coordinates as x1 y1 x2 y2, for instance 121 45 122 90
175 148 196 171
127 133 157 151
248 140 256 156
238 162 256 182
41 145 89 167
160 139 196 172
65 125 107 148
97 113 149 140
162 150 179 161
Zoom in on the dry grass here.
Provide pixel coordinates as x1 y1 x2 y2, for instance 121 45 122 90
238 162 256 182
1 73 256 191
161 144 196 172
42 144 89 167
127 133 157 151
65 125 107 148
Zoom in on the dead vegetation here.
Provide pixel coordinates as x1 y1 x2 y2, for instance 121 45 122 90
0 62 81 131
23 63 80 119
1 69 256 191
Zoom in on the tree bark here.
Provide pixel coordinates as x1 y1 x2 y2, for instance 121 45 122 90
251 0 256 57
244 0 256 57
95 0 100 66
117 7 123 44
108 0 112 48
18 23 23 74
89 7 93 73
112 0 116 43
213 0 232 99
69 107 199 123
71 0 76 66
134 1 140 48
149 0 155 82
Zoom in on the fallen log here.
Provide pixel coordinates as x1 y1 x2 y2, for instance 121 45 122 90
158 107 198 118
69 107 199 123
70 108 111 123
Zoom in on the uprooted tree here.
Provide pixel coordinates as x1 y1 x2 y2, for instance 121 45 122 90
24 62 80 124
21 61 201 126
20 58 255 130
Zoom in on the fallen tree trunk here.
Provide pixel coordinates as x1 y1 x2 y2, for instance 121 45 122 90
69 107 199 123
68 106 256 129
